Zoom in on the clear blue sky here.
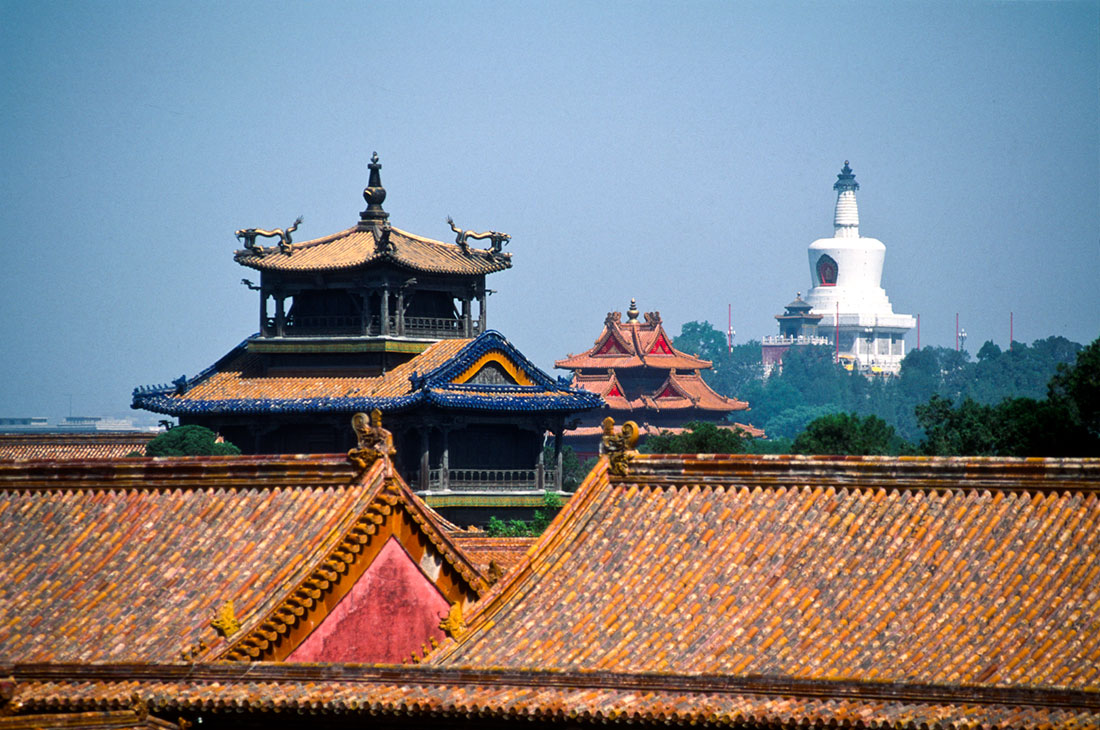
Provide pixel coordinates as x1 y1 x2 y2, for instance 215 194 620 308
2 1 1097 423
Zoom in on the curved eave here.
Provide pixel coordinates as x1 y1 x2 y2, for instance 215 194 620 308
423 388 604 413
133 388 603 417
234 226 511 276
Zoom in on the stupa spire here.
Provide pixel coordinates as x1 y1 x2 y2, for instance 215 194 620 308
833 161 860 238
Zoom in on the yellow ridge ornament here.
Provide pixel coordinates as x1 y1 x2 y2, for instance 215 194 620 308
600 417 639 476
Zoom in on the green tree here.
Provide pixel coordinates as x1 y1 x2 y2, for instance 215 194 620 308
791 412 908 455
915 395 997 456
1048 336 1100 439
673 321 763 398
485 492 564 537
144 425 241 457
643 421 748 454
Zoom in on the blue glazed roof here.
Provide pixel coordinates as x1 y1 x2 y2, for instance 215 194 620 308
132 331 602 417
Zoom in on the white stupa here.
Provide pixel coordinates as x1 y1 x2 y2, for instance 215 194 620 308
802 162 915 374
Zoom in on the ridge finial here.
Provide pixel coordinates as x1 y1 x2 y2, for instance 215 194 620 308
360 152 389 225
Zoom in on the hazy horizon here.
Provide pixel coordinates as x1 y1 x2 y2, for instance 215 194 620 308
2 1 1097 424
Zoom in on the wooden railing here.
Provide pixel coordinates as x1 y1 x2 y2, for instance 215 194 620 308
261 315 480 339
419 467 557 492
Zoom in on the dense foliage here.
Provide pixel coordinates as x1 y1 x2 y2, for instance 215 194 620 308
144 425 241 456
791 413 907 455
485 491 564 537
642 420 748 454
673 320 1097 457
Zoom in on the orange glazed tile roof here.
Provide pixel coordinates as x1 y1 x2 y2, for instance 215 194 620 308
434 455 1100 701
449 535 535 574
572 370 748 413
0 454 487 665
180 338 467 403
234 225 510 276
555 307 711 372
565 421 766 440
7 664 1099 729
0 433 156 460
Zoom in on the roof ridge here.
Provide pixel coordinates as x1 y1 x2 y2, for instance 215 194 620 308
0 454 357 491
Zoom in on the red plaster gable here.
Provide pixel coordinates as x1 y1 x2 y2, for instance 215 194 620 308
648 333 673 355
287 537 449 663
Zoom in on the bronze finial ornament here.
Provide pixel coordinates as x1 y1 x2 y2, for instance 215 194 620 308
347 409 396 471
447 216 511 255
360 152 389 224
600 417 640 476
235 216 303 253
626 298 640 323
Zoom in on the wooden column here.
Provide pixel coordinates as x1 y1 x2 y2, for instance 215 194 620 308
554 426 564 492
441 428 450 491
396 289 405 336
478 291 487 334
381 285 390 335
360 291 371 336
462 298 472 337
275 294 286 337
260 290 269 336
419 428 430 491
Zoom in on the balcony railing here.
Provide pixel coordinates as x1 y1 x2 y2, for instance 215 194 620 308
263 315 479 339
417 467 557 493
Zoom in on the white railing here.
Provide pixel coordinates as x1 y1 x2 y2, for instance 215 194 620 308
762 335 831 346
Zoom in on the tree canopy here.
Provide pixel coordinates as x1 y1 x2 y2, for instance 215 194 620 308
144 425 241 457
673 320 1087 448
643 421 749 454
791 413 906 455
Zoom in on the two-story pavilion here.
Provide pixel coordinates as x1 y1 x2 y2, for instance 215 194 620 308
133 154 600 506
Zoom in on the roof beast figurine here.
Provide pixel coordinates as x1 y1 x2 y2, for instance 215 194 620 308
235 216 304 254
447 216 511 255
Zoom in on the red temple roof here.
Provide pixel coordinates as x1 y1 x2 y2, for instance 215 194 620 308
555 305 710 372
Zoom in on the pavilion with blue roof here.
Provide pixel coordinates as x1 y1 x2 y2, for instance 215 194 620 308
133 154 600 509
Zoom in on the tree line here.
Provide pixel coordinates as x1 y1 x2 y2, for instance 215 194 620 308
665 321 1098 457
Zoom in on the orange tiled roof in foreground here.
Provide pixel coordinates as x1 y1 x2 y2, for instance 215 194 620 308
564 420 766 440
449 535 535 575
0 454 487 665
234 225 510 276
0 432 156 460
7 663 1099 729
4 454 1100 729
441 455 1100 685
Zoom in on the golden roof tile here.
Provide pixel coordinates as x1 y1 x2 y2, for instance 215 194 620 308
437 455 1100 694
234 226 510 276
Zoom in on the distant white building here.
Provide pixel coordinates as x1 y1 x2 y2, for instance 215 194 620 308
801 162 915 375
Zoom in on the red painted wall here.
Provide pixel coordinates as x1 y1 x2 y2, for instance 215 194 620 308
287 537 450 663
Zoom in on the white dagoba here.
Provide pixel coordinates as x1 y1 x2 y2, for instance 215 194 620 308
802 162 915 374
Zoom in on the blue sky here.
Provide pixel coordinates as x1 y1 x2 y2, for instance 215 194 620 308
2 1 1097 423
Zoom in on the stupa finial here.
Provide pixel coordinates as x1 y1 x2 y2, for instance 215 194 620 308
626 298 640 323
834 160 859 193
